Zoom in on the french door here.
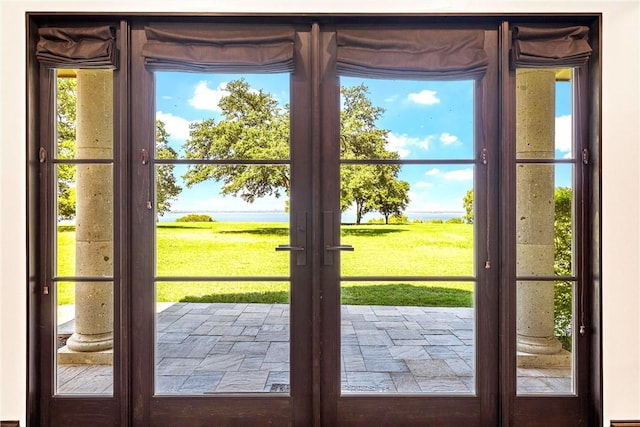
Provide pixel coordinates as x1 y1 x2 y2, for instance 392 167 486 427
316 25 499 425
127 21 498 426
30 15 599 427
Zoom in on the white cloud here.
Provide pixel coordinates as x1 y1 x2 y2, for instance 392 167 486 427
408 89 440 105
414 181 433 188
386 132 434 157
155 111 194 141
385 94 399 103
425 168 441 176
555 115 572 155
188 81 228 112
443 168 474 181
385 133 411 157
439 132 459 145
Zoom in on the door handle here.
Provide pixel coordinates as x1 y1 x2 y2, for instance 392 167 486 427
323 211 355 265
276 245 305 252
275 212 307 266
325 245 354 251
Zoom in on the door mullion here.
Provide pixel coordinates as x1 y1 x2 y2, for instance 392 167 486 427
130 23 156 427
290 23 315 426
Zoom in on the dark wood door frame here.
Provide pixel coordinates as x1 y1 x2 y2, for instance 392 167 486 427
26 13 602 427
128 22 316 426
317 24 501 427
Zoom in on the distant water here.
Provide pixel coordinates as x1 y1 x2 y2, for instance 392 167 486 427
160 211 464 223
161 211 289 223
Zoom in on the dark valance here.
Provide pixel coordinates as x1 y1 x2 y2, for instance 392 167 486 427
36 25 117 69
336 28 489 80
142 24 295 73
512 25 592 68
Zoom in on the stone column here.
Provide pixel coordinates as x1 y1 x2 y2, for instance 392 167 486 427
515 69 566 365
65 70 114 353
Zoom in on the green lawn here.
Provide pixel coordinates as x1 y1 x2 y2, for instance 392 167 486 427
57 221 474 307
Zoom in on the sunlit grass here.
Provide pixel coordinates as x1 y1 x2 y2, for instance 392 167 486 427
57 221 475 307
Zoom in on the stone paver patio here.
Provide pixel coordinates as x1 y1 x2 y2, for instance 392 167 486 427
57 303 572 395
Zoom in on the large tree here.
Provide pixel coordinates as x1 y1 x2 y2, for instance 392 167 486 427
184 80 409 223
55 77 181 219
339 84 409 224
184 79 290 202
372 173 411 224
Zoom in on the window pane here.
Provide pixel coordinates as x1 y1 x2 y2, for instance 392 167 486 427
154 72 290 161
516 281 574 395
155 281 290 394
340 77 475 161
341 281 475 394
55 69 113 159
56 281 113 395
516 164 574 277
56 164 113 277
515 68 573 161
155 165 290 277
340 164 474 277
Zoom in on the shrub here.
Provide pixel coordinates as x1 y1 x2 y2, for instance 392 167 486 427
445 217 464 224
176 214 215 222
554 187 573 351
389 214 409 224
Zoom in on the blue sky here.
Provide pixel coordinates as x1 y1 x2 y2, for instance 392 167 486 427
155 72 573 218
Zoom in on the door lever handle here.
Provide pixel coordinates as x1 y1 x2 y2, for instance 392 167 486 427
276 244 305 252
325 245 354 251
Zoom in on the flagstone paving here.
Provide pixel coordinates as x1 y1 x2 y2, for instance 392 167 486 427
56 303 572 395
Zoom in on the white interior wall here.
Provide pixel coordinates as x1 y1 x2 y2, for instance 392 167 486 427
1 1 639 425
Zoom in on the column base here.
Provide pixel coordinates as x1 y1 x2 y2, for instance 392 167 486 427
517 350 571 368
517 334 563 355
65 331 113 352
58 346 113 365
516 335 570 368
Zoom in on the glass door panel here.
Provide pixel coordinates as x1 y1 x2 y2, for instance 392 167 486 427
153 72 292 395
515 68 577 395
338 77 477 395
52 69 115 395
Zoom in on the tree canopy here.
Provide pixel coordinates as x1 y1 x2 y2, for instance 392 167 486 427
56 78 78 220
184 79 410 224
155 120 182 217
183 79 290 203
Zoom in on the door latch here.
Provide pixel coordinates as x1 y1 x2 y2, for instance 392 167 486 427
275 212 307 266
